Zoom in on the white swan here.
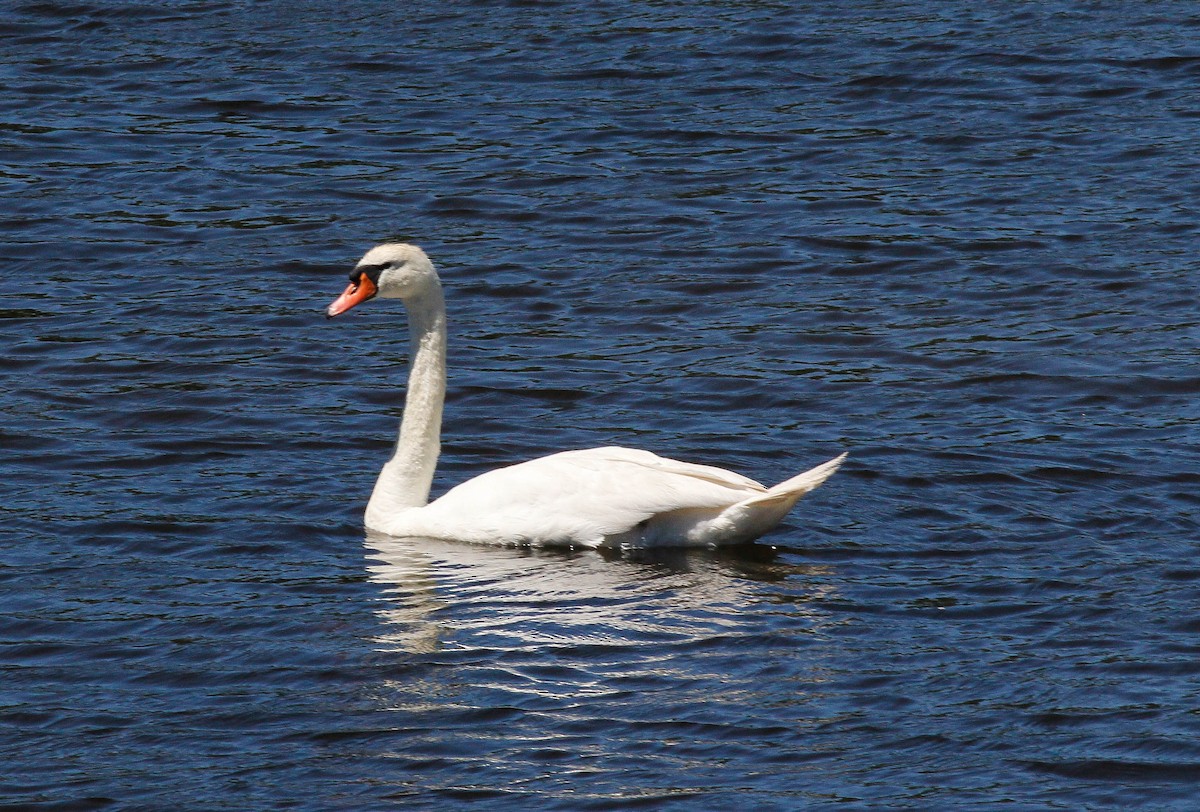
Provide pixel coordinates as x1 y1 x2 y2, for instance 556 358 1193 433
327 243 846 548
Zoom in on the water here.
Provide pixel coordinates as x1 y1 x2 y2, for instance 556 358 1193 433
4 1 1200 808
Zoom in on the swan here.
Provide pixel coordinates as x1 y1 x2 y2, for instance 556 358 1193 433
327 243 846 548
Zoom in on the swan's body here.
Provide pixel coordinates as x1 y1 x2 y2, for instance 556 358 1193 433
328 243 844 548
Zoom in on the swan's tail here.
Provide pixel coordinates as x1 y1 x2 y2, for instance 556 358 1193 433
700 453 846 545
750 452 848 507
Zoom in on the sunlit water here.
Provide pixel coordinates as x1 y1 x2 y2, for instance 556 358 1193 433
4 1 1200 808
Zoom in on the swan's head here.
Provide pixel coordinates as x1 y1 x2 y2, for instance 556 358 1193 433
326 243 439 317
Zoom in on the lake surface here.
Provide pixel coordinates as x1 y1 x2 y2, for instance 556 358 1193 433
4 1 1200 808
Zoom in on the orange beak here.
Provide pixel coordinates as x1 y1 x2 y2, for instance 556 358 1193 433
326 274 378 317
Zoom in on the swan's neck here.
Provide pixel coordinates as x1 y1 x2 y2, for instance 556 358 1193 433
365 282 446 526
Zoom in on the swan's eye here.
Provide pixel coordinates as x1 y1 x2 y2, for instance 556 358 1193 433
351 263 386 285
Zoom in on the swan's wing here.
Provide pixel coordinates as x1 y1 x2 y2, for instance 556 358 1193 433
551 446 767 492
417 446 768 544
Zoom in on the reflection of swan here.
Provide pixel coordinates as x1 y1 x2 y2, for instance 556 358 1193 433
364 532 839 655
328 243 845 547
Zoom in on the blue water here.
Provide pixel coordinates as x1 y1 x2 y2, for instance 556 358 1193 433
4 1 1200 808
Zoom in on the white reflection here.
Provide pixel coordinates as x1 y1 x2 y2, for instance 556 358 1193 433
363 531 839 655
